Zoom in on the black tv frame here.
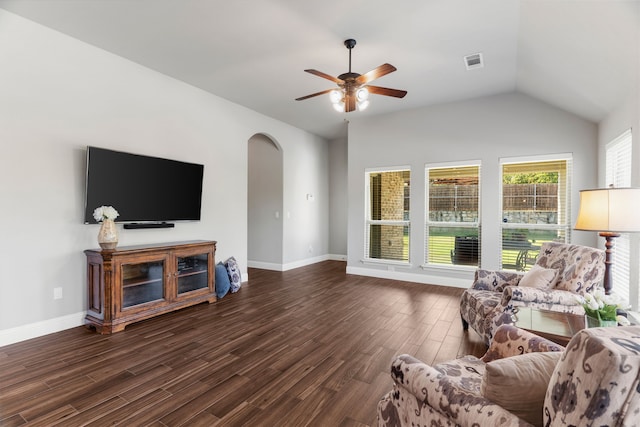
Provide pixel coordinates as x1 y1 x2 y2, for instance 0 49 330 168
84 146 204 227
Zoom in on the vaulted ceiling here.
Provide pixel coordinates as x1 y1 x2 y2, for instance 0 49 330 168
0 0 637 140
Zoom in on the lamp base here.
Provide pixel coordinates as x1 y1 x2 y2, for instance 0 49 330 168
599 231 620 295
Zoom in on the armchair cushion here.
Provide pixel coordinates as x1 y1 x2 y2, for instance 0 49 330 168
482 351 562 426
480 324 565 362
504 286 583 307
518 264 558 289
472 269 523 292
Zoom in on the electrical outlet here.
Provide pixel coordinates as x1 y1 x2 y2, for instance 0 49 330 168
54 287 63 300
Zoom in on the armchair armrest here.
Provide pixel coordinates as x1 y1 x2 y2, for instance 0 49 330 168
472 269 523 293
390 354 533 426
503 286 584 308
481 324 564 362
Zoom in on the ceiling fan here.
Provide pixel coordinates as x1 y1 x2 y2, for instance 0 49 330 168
295 39 407 113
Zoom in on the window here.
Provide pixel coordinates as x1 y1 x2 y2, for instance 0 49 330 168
500 155 572 271
606 129 634 308
425 163 480 266
364 168 410 263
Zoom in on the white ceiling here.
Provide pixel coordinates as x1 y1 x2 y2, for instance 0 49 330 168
0 0 637 140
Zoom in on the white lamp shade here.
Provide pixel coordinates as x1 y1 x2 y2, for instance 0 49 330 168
574 188 640 232
329 89 343 104
356 87 369 101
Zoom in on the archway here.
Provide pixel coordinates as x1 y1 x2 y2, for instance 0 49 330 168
247 133 284 269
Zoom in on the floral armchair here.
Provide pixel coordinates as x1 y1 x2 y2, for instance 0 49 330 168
460 242 605 345
377 324 564 427
377 324 640 427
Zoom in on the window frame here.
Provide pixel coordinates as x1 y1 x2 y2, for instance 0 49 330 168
498 153 573 271
363 166 411 265
424 160 481 268
605 129 635 309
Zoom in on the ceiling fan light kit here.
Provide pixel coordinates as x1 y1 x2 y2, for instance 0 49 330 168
296 38 407 113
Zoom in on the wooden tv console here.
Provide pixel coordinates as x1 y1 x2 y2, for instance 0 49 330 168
85 240 217 334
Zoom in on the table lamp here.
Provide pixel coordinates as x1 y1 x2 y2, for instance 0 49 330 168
574 187 640 294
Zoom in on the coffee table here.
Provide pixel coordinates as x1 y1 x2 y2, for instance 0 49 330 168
512 306 585 346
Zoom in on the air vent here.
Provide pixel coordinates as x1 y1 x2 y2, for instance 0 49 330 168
464 53 484 70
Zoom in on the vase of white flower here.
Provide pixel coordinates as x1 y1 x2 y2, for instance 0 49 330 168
93 206 119 250
577 289 624 328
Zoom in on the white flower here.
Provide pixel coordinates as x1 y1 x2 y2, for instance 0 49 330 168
602 293 619 306
582 288 628 322
583 293 599 310
93 205 119 222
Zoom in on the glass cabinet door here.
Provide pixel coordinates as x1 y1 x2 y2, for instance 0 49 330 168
176 253 210 295
121 261 165 308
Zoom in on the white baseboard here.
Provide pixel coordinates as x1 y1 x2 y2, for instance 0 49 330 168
346 265 471 289
246 260 282 271
0 311 86 348
248 254 346 272
282 254 332 271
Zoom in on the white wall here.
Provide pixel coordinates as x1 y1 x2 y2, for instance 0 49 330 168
329 137 348 258
281 131 330 268
0 10 329 345
347 92 599 287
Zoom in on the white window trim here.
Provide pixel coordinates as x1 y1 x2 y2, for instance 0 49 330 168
498 153 572 223
498 153 573 269
605 129 635 309
424 160 481 268
363 166 411 265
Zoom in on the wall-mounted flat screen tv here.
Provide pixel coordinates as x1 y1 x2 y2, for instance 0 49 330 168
84 146 204 224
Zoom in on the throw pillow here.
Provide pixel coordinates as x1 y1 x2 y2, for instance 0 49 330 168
518 264 558 290
481 351 562 427
215 262 231 299
225 256 242 293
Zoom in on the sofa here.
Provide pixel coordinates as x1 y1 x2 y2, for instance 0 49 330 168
377 324 640 427
460 242 605 345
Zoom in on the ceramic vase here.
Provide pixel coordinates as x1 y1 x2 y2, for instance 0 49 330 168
98 218 118 250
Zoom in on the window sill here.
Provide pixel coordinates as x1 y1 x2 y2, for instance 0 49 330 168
361 258 412 268
625 310 640 325
420 263 477 272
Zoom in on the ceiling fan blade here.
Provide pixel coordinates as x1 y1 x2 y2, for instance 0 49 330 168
356 63 397 85
304 69 343 84
366 85 407 98
295 88 334 101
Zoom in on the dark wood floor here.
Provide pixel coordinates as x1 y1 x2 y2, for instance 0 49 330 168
0 261 486 426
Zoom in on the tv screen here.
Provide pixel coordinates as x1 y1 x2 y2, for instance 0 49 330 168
84 146 204 224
